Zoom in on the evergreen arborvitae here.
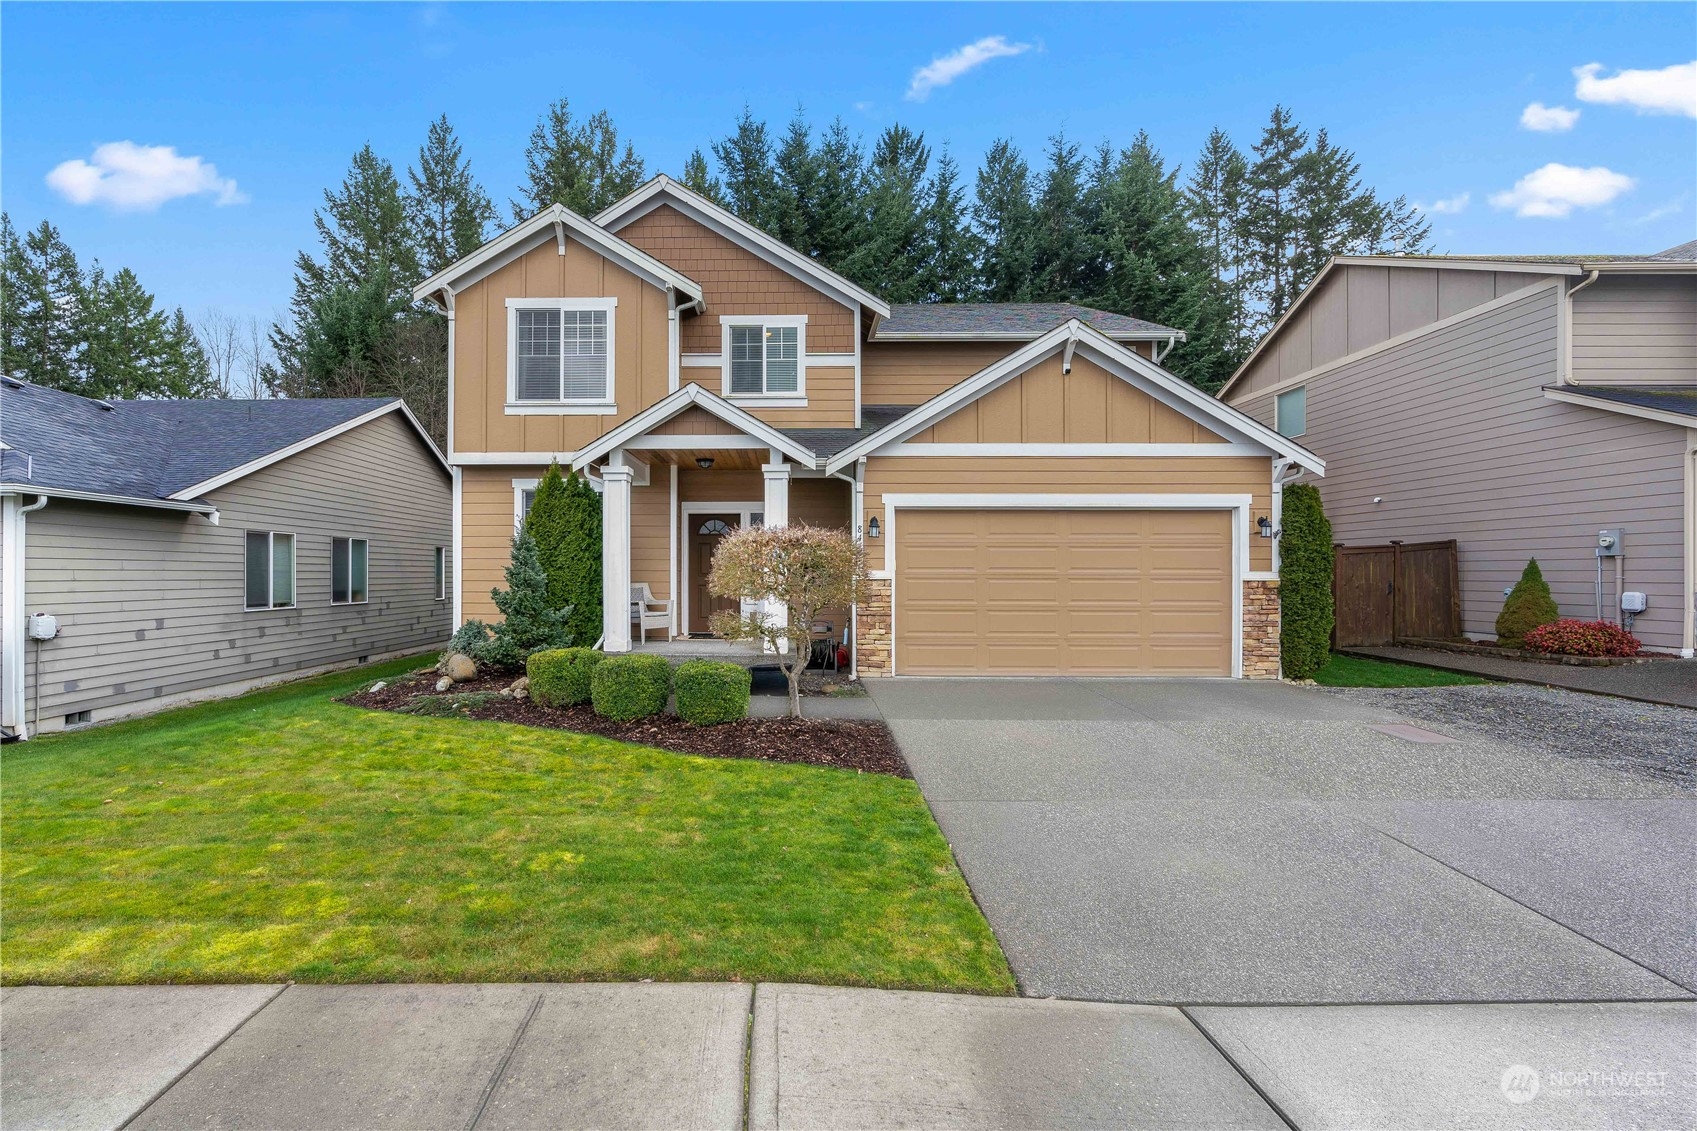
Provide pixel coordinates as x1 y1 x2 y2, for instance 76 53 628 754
523 461 573 610
1495 558 1559 646
1279 483 1334 679
484 530 573 670
559 470 604 647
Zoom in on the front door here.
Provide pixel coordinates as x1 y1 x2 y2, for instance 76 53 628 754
690 514 740 635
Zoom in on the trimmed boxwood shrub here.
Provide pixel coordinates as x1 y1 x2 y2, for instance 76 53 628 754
1523 619 1641 658
527 647 604 708
590 653 673 721
674 660 752 726
1279 482 1334 680
1495 558 1559 647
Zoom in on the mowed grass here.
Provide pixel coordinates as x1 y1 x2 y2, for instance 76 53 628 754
1 656 1013 994
1312 652 1491 688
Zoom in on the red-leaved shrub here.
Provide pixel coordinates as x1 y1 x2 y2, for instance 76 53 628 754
1521 619 1641 658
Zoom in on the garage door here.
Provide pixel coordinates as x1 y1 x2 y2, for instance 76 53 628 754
895 508 1233 676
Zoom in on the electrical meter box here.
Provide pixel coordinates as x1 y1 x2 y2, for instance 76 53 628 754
1621 591 1647 614
1596 529 1624 557
26 612 58 640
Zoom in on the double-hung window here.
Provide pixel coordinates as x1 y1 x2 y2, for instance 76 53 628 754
723 316 805 398
507 298 616 410
332 537 369 604
244 531 295 610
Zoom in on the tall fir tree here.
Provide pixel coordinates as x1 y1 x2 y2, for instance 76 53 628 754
1185 129 1254 364
771 110 821 255
1028 134 1095 302
407 114 496 277
972 139 1035 302
712 109 782 234
917 150 979 303
842 125 931 301
1244 105 1309 334
810 118 869 270
512 99 646 221
5 219 85 389
680 148 724 204
81 265 173 399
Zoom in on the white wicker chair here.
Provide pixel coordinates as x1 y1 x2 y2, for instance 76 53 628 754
630 583 672 643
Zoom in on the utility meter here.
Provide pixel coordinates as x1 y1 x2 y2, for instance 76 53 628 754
1597 529 1623 558
1621 592 1647 614
26 612 58 641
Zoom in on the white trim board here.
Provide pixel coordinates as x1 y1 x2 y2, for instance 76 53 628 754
877 442 1266 458
570 383 817 471
592 175 891 318
168 400 449 501
1542 387 1697 431
877 492 1253 679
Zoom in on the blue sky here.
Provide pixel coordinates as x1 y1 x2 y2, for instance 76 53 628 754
4 2 1692 327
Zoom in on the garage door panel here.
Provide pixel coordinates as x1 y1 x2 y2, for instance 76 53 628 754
896 508 1233 676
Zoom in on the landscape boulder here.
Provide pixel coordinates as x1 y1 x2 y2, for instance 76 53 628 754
444 653 477 683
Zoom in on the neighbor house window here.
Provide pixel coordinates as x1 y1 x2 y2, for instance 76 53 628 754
244 531 295 610
332 537 369 604
724 317 804 396
508 298 616 405
1276 386 1307 438
434 547 446 600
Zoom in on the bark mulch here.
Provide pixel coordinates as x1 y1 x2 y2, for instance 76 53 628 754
341 670 909 778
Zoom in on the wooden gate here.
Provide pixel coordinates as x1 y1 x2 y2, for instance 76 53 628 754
1332 540 1460 647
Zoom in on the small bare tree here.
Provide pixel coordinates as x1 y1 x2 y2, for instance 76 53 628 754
708 523 865 717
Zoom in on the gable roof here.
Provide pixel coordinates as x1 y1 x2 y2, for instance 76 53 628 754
569 383 820 471
823 320 1324 475
592 175 892 319
0 380 446 509
411 203 704 307
873 303 1182 342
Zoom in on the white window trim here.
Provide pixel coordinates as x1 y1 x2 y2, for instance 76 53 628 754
331 536 370 606
505 296 618 414
720 315 807 403
513 478 540 531
872 493 1253 679
434 546 447 602
1275 386 1307 439
243 530 298 612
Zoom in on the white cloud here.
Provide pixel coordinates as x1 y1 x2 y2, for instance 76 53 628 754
46 141 246 211
1573 60 1697 117
1490 163 1636 219
906 36 1031 101
1519 102 1579 131
1420 192 1471 215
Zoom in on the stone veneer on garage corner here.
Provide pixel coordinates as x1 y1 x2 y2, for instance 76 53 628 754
1241 578 1281 679
853 577 1284 678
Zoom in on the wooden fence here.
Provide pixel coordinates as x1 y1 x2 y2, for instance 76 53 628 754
1333 539 1461 648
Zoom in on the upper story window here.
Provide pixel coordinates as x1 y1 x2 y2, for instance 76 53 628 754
1275 386 1307 438
722 315 806 399
506 297 616 411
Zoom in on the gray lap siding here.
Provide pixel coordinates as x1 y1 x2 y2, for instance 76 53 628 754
19 412 451 728
1233 285 1691 653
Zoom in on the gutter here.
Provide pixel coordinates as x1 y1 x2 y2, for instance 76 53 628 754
0 484 217 516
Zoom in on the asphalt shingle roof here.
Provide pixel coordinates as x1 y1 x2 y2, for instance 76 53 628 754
781 405 914 459
0 380 401 503
1370 240 1697 266
1552 384 1697 422
876 303 1179 339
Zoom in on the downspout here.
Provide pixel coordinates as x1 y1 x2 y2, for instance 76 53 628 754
1560 270 1600 385
1154 335 1178 364
1269 459 1303 574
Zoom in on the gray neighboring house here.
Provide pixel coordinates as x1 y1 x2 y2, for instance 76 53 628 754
1221 240 1697 656
1 380 453 738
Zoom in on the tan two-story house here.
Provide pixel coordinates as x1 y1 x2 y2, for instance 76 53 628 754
414 176 1322 678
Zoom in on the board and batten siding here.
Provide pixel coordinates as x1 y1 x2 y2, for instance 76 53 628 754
18 411 452 730
1571 274 1697 386
860 340 1155 406
1233 284 1693 653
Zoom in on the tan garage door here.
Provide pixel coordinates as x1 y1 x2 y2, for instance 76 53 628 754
895 508 1233 676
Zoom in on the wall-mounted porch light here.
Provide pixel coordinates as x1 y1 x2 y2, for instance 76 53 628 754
696 457 715 470
867 516 881 539
1257 516 1278 539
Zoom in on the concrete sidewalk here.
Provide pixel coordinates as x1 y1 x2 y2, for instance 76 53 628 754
1346 645 1697 709
4 982 1694 1130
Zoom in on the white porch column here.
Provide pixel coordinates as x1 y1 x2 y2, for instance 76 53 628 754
762 456 791 651
601 460 634 653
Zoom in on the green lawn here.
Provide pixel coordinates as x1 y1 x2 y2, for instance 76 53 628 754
1311 652 1491 688
1 656 1013 994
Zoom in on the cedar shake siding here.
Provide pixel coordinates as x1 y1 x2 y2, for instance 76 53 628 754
1231 284 1692 653
1232 264 1557 399
1571 275 1697 386
17 411 451 730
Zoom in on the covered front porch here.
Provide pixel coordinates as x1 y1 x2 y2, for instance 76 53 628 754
572 386 854 654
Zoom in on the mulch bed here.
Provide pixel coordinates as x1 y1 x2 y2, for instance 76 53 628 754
341 670 909 778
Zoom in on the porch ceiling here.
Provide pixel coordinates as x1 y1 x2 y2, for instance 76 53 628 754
637 447 768 470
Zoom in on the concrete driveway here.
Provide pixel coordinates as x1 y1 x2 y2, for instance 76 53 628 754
869 678 1697 1005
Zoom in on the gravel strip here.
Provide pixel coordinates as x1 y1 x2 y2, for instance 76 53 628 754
1321 683 1697 789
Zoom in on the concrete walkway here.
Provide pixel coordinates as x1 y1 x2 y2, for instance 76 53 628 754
871 678 1696 1005
1346 645 1697 709
4 982 1693 1130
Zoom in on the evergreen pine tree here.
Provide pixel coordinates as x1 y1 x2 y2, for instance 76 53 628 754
512 99 646 221
772 110 821 255
842 125 931 301
1245 105 1309 333
917 151 979 303
160 308 218 397
810 119 869 270
484 529 574 670
0 215 25 380
81 265 173 399
680 149 724 205
1028 133 1093 301
407 114 496 277
712 108 781 234
558 469 603 647
1185 129 1254 365
7 219 85 390
972 139 1035 301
